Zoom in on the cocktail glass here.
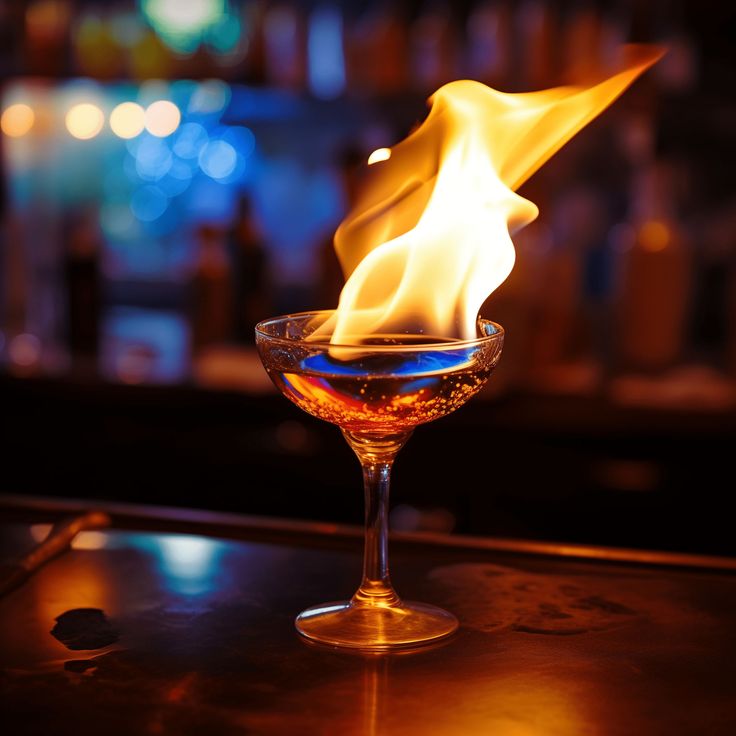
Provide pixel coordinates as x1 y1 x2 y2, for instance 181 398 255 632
256 310 504 650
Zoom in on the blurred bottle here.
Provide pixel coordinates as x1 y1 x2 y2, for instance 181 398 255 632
237 0 268 84
514 0 556 89
690 200 736 371
651 3 699 95
307 4 346 100
613 162 692 372
63 207 101 363
409 2 459 93
561 2 602 83
0 178 27 360
530 186 607 371
316 145 365 310
598 4 630 75
263 2 306 90
728 257 736 378
128 27 174 79
228 197 270 343
72 10 124 79
24 0 71 76
464 1 511 87
656 30 699 94
347 3 408 95
191 225 233 351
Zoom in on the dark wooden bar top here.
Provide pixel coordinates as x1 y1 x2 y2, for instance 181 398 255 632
1 496 735 735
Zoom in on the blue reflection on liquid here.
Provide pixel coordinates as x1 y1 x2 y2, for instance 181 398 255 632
301 349 474 378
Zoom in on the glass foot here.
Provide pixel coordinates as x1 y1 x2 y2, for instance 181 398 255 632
295 600 459 651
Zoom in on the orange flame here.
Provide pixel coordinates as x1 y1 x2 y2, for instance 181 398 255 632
323 45 664 344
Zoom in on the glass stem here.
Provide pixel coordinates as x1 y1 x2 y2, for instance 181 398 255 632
355 460 398 606
343 430 412 609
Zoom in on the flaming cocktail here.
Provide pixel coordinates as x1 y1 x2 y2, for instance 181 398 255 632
257 311 503 648
257 46 663 650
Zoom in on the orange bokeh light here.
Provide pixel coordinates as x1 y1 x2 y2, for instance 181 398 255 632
1 103 35 137
639 220 671 252
65 102 105 140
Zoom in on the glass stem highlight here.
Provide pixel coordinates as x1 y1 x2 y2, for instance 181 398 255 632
343 430 411 609
354 461 399 607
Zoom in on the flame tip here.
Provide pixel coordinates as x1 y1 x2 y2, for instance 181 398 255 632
329 44 666 345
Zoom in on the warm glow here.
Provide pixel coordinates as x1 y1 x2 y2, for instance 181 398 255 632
1 103 35 137
367 147 391 165
30 525 107 549
322 46 664 344
71 531 109 550
639 220 670 252
109 101 145 139
65 102 105 140
145 100 181 137
30 523 52 542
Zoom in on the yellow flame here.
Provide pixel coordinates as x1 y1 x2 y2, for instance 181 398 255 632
324 45 663 344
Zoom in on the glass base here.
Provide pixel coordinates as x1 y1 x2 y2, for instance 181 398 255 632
295 600 459 651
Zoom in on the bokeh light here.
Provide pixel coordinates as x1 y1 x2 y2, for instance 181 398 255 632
131 184 168 221
135 137 173 180
65 102 105 140
109 10 145 47
173 122 208 158
1 103 35 137
198 139 237 179
144 100 181 137
9 333 41 367
100 202 138 239
639 220 671 252
157 158 193 197
141 0 225 53
307 5 346 100
205 11 241 54
188 79 231 115
110 101 145 139
222 125 256 158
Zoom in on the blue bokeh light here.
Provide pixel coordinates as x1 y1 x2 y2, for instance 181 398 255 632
222 125 256 158
157 158 193 196
187 79 232 116
100 202 138 240
173 122 209 159
307 6 346 100
131 185 169 221
206 13 241 53
135 137 173 181
198 139 238 179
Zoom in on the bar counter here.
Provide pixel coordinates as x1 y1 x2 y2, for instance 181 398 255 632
1 496 735 735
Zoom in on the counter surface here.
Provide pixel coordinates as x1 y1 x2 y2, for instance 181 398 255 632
1 497 735 735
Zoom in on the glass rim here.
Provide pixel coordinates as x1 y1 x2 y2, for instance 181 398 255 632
255 310 504 352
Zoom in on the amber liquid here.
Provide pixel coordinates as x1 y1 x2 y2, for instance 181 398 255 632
266 337 493 432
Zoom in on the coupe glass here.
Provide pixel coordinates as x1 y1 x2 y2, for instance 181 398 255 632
256 310 504 650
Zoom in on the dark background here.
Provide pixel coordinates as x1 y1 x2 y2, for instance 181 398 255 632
1 0 735 555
